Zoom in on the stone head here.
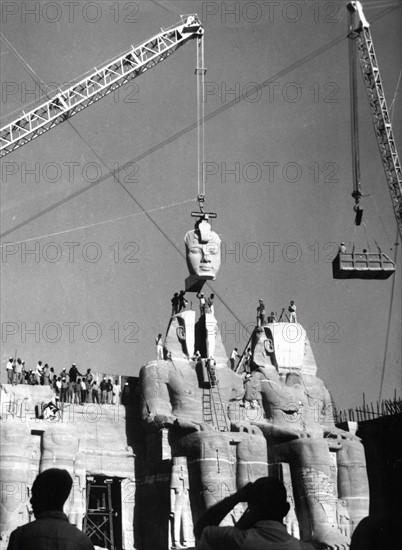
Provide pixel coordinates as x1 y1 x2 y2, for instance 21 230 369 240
184 219 221 280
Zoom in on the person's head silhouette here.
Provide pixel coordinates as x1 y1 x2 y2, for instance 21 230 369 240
237 477 290 529
30 468 73 517
249 477 289 520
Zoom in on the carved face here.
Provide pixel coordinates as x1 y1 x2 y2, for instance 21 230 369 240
184 229 221 279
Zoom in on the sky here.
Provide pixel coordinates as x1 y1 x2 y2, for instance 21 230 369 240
1 0 401 411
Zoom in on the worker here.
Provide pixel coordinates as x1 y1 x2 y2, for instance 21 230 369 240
178 290 188 312
288 301 297 323
257 299 266 327
155 333 164 360
267 311 277 323
339 242 347 253
230 348 240 371
197 292 207 315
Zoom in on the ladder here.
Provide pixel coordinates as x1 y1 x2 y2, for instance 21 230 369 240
202 363 229 431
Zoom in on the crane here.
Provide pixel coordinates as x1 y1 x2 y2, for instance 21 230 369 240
0 15 203 158
347 1 402 236
333 1 401 279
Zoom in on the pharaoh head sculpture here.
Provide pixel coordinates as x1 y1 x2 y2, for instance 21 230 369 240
184 219 221 280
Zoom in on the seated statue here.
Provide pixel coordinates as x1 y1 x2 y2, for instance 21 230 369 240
244 323 370 548
139 309 268 534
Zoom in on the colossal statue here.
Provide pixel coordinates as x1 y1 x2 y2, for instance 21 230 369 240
140 310 268 522
139 314 369 548
244 324 369 548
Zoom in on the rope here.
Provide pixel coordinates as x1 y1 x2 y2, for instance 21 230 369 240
389 69 401 122
348 223 358 252
150 0 182 17
0 198 195 247
379 228 400 402
348 11 361 204
197 35 206 202
370 195 393 249
362 222 371 251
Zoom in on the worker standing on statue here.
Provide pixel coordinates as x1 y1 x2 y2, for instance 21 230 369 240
171 293 179 315
257 299 266 327
6 357 14 384
155 334 164 360
178 290 188 312
197 292 207 315
230 348 240 371
206 358 218 386
288 301 297 323
207 293 215 314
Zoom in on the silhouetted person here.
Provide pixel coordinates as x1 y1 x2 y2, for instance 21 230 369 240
178 290 188 312
267 311 277 323
230 348 239 371
288 300 297 323
155 333 164 359
171 292 180 315
207 293 215 314
7 468 94 549
194 477 314 549
197 291 206 315
257 299 266 326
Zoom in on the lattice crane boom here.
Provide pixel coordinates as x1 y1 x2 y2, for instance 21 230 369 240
0 15 203 158
348 1 402 236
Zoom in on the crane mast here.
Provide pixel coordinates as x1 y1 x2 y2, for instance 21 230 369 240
348 1 402 236
0 15 203 158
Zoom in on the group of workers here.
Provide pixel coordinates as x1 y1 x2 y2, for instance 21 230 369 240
4 357 121 405
257 299 297 326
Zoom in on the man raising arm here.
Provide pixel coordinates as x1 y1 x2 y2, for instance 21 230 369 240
194 477 315 550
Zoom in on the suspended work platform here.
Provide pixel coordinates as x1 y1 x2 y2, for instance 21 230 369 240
332 252 395 279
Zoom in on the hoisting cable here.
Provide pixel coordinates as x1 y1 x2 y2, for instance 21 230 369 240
361 221 371 251
389 69 401 122
196 33 206 211
370 194 393 249
379 227 400 402
348 6 363 222
192 30 216 225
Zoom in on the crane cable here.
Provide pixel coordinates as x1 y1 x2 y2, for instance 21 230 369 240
196 34 206 209
379 227 400 402
348 8 362 212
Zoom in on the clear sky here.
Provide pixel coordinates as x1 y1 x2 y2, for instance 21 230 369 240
1 0 400 411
